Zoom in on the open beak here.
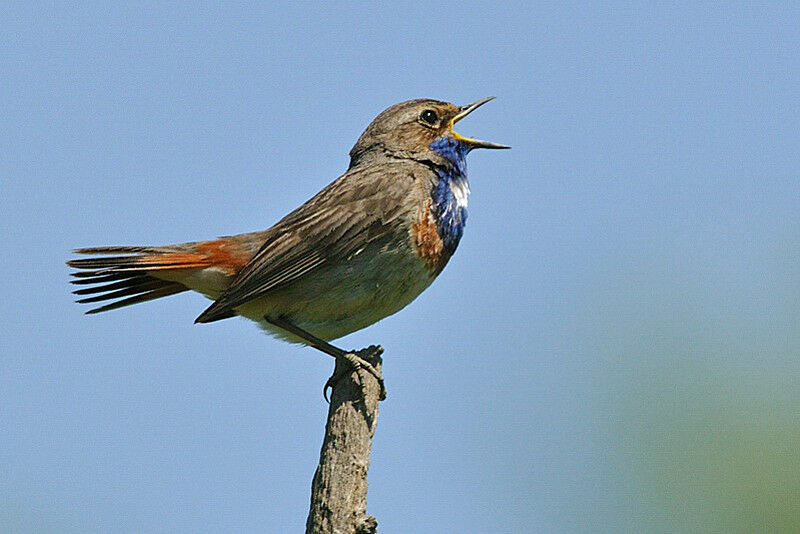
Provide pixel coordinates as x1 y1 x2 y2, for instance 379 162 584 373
450 96 510 149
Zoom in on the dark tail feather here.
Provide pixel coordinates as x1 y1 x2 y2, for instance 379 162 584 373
83 283 189 314
68 247 192 314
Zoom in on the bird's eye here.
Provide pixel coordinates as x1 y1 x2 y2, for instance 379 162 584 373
420 109 438 125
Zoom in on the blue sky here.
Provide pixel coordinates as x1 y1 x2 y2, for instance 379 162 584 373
3 3 800 532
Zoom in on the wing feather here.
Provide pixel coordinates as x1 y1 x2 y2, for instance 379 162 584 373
195 164 419 323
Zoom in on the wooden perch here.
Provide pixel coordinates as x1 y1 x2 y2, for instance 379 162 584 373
305 346 384 534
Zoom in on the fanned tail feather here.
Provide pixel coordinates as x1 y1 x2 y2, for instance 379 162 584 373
67 246 194 314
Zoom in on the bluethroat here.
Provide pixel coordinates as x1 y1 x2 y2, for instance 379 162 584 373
68 97 509 398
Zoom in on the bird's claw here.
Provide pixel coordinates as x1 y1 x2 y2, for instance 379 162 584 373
323 345 386 402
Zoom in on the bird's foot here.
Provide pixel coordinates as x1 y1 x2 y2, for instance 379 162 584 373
324 345 386 402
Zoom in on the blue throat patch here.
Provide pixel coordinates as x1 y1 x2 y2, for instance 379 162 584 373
429 136 471 254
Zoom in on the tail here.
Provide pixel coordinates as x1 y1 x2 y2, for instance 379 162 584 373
67 246 200 314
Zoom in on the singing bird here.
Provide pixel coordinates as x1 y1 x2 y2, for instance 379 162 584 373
68 97 508 396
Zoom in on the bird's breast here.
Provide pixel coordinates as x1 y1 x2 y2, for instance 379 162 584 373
410 164 470 276
411 198 448 275
430 165 469 256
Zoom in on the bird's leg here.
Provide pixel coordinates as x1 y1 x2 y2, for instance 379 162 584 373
263 315 386 401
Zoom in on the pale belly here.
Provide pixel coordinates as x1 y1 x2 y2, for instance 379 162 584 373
235 243 436 342
159 251 434 342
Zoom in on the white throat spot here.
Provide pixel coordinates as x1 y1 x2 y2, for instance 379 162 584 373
450 179 470 209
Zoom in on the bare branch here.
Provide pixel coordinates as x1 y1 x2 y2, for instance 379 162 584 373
306 346 384 534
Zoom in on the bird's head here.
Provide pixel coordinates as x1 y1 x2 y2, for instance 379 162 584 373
349 97 509 167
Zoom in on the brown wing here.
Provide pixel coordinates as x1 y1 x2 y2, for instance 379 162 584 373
195 163 419 323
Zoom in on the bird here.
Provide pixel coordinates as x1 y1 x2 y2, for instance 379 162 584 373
68 97 508 398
